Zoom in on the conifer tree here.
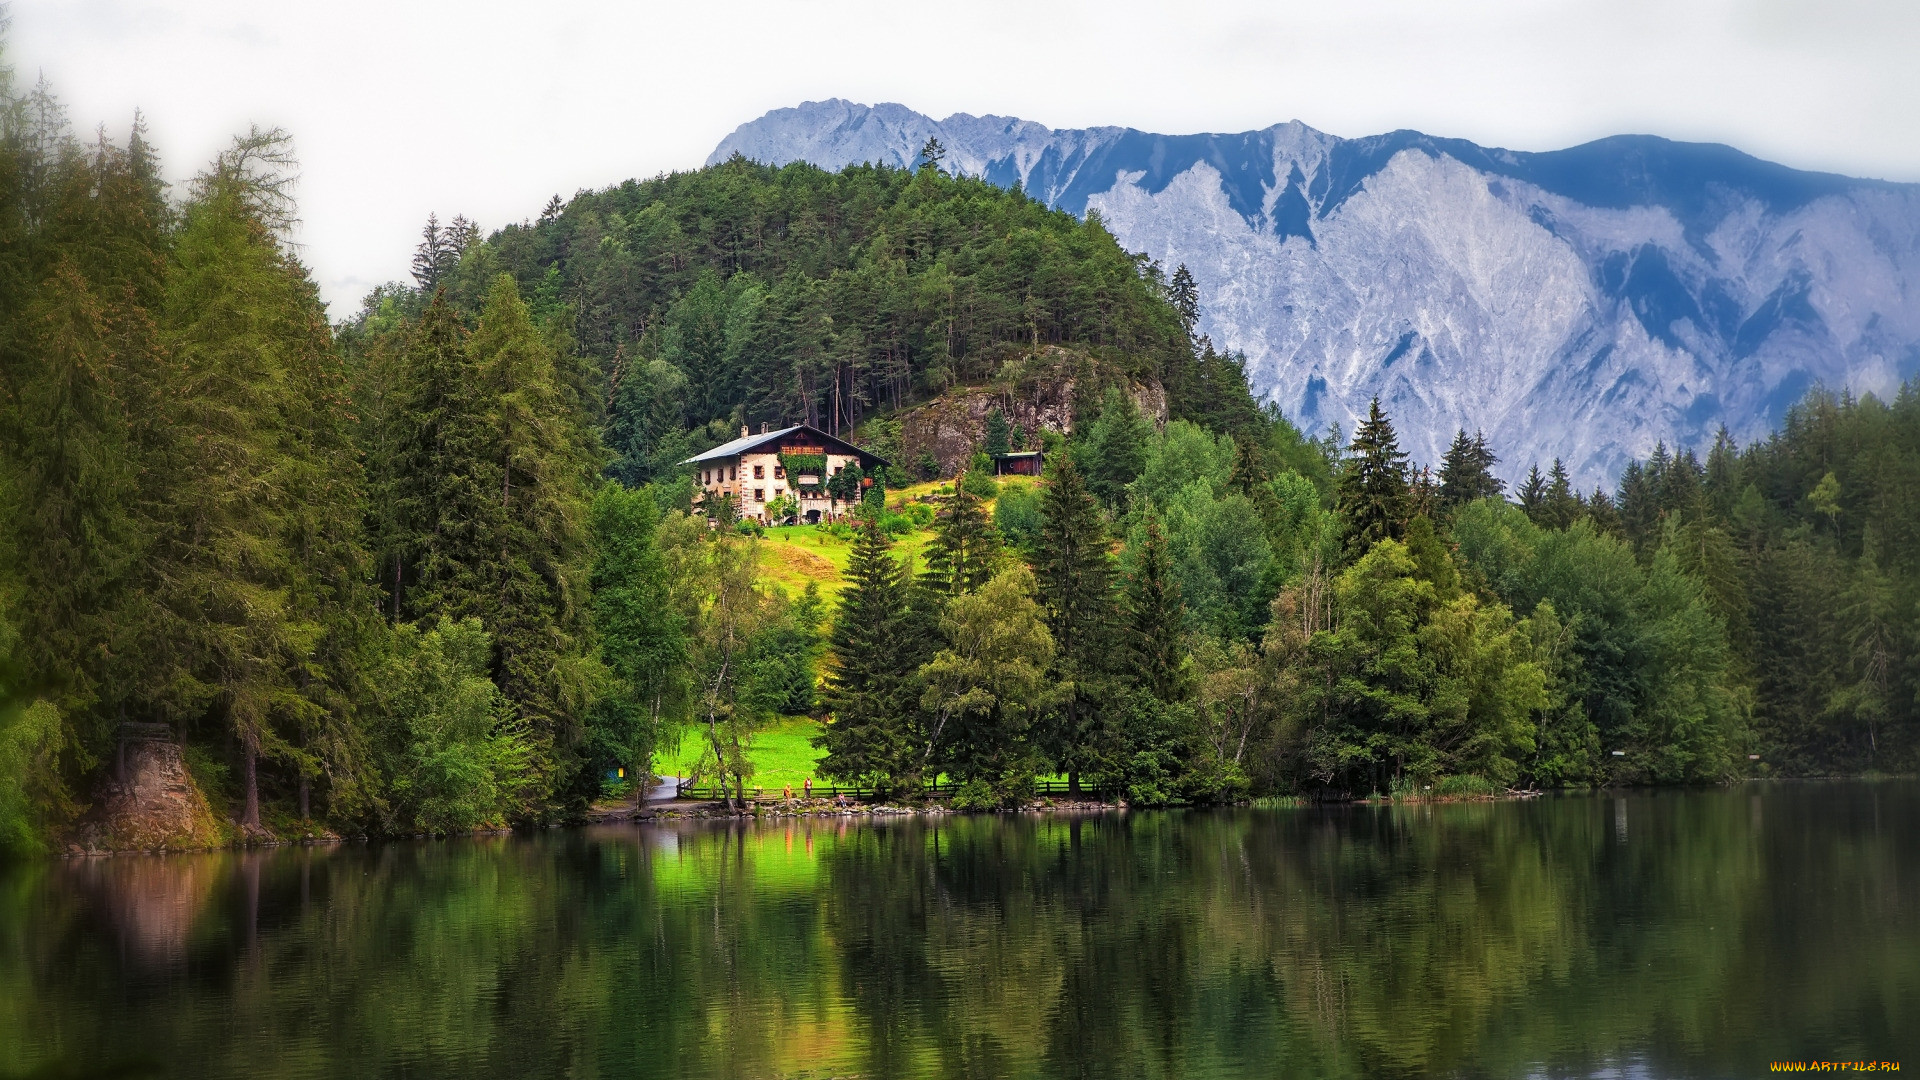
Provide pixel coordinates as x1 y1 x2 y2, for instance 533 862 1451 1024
922 486 1002 596
1080 386 1149 511
1335 398 1410 557
158 129 370 829
1518 465 1548 523
1168 264 1200 337
468 274 596 784
1438 428 1504 506
1125 513 1187 702
1543 459 1582 529
984 407 1011 458
1032 458 1117 790
817 517 924 794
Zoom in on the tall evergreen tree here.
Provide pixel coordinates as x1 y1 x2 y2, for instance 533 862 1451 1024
1167 264 1200 337
1438 428 1504 506
158 129 370 829
1335 398 1410 557
817 517 925 794
1517 465 1548 523
1032 458 1117 790
983 407 1011 458
922 487 1002 596
1543 459 1582 529
1125 513 1186 703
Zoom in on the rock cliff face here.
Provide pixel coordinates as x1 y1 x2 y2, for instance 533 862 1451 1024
887 347 1166 477
72 736 224 853
714 101 1920 486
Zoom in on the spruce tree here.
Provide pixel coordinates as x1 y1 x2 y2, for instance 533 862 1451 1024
158 130 370 829
1032 458 1117 790
984 407 1011 458
1125 513 1186 702
922 487 1002 596
470 273 596 786
1543 459 1582 529
817 517 923 794
1168 263 1200 336
1518 464 1548 523
1335 398 1410 557
1438 428 1504 506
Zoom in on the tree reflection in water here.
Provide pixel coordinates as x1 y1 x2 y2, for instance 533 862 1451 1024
1 783 1914 1079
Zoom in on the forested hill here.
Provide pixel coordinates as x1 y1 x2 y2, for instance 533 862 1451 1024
342 149 1267 487
6 47 1918 860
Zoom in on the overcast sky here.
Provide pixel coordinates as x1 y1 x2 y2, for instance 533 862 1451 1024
9 0 1918 315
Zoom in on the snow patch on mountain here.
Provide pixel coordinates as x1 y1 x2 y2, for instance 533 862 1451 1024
710 100 1920 485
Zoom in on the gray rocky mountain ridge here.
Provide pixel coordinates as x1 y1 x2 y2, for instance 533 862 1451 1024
710 99 1920 486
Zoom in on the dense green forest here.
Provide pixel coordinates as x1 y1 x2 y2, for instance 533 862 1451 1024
2 57 1916 855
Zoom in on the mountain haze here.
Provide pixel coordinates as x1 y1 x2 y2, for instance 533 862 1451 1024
712 100 1920 484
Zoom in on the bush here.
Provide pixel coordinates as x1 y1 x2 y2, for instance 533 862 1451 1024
961 466 998 500
994 484 1044 552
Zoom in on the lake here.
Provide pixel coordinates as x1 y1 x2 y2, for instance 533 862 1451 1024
2 782 1914 1079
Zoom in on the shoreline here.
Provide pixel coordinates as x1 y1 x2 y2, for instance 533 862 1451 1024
49 776 1914 857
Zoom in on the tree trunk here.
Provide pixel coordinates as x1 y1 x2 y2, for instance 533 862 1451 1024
1068 770 1081 799
241 736 261 829
298 772 310 820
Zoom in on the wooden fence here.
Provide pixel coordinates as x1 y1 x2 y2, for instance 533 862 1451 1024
670 778 1084 802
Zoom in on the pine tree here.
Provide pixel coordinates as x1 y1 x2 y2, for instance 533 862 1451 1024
1335 398 1410 557
158 129 370 830
1125 513 1186 702
411 212 457 291
1080 386 1149 511
817 517 924 793
1543 459 1581 529
1032 458 1117 790
1518 464 1548 523
984 407 1011 458
468 273 596 786
1438 428 1504 506
922 486 1002 596
1168 264 1200 337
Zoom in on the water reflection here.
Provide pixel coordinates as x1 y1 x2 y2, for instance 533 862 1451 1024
2 784 1915 1079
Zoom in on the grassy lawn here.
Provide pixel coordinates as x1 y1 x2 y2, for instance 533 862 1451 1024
677 475 1045 794
659 716 829 791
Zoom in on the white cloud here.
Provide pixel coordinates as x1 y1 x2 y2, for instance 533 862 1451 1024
8 0 1916 315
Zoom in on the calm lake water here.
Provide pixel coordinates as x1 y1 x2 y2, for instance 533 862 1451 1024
2 782 1915 1079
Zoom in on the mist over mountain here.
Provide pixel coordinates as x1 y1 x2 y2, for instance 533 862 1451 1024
712 100 1920 485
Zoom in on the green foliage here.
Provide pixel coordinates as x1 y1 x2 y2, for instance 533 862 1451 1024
587 484 688 791
377 618 532 834
960 454 999 499
1336 398 1410 558
922 567 1059 804
992 483 1045 554
922 487 1002 597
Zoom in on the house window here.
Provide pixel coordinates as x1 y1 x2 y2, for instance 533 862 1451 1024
774 465 785 478
832 465 842 475
754 488 765 502
754 465 765 479
728 466 736 481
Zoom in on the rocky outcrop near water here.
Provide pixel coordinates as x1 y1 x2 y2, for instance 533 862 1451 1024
69 730 225 854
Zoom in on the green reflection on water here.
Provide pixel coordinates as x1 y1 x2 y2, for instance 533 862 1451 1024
2 783 1915 1079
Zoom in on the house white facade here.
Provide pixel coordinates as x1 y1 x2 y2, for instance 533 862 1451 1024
682 424 889 525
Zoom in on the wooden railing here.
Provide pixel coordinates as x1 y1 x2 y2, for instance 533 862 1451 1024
671 778 1084 802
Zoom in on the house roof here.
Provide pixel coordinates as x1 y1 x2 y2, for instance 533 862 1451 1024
680 423 890 467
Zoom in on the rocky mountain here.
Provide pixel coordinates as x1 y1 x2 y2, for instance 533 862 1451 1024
711 100 1920 485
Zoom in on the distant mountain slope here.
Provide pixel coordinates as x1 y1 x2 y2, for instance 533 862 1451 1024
712 100 1920 484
